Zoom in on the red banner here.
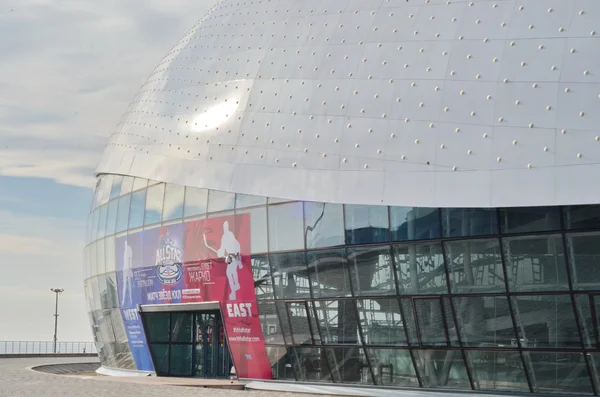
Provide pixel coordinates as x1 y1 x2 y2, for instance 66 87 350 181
182 214 273 379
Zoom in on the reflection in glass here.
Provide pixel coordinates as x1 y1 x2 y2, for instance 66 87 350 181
183 187 208 217
96 239 106 275
442 208 498 237
105 272 119 309
128 189 146 229
144 183 165 225
270 252 310 299
115 194 131 233
314 300 360 345
268 202 304 252
503 235 568 292
525 352 592 394
394 242 447 295
287 302 314 345
390 207 440 241
145 312 170 342
413 349 470 389
367 349 418 387
574 294 595 349
345 205 389 245
91 209 99 242
357 299 407 345
109 175 123 200
252 255 273 300
90 243 97 277
162 184 184 221
564 205 600 230
119 176 134 195
413 297 458 346
236 207 268 254
511 295 581 348
235 193 266 208
323 347 373 384
445 239 505 294
567 232 600 290
287 347 331 381
307 249 351 298
171 313 193 343
499 207 561 234
453 296 515 347
97 204 108 238
467 351 529 392
304 202 344 249
106 200 118 236
348 246 395 296
257 301 283 344
207 190 235 213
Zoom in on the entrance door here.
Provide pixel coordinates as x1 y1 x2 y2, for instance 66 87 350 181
194 311 232 378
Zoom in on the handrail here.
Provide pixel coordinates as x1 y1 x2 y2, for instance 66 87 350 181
0 341 97 355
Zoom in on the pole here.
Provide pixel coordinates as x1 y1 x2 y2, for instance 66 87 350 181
50 288 64 354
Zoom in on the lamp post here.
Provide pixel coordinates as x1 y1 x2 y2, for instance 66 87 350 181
50 288 64 354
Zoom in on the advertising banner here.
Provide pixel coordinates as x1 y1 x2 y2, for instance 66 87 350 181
115 214 272 379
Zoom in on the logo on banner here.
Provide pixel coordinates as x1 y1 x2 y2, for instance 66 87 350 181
155 232 183 285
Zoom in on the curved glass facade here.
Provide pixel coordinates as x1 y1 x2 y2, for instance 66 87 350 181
85 174 600 394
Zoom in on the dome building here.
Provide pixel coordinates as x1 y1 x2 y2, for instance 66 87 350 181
85 0 600 394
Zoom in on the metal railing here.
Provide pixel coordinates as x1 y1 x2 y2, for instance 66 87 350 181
0 341 97 355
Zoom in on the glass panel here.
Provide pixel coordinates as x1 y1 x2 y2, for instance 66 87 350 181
97 204 108 238
86 213 93 244
413 349 471 389
323 347 373 384
162 184 185 221
150 344 169 375
275 301 292 344
467 351 529 392
106 200 118 236
145 312 170 342
453 296 516 348
115 194 131 233
270 252 310 299
564 205 600 230
109 175 123 200
170 344 193 376
442 208 498 238
252 255 273 300
90 243 97 277
287 302 313 345
511 295 581 348
357 298 407 346
568 232 600 290
268 202 304 252
390 207 441 241
307 249 352 298
268 197 292 204
97 275 109 309
258 301 284 344
183 187 208 217
499 207 561 234
120 176 134 195
236 207 268 254
287 347 331 381
503 235 568 292
348 246 395 296
314 300 360 345
144 183 165 225
235 193 266 208
304 202 344 249
445 239 505 294
413 298 458 346
344 205 389 245
367 349 419 387
265 345 294 379
105 272 119 309
394 242 447 294
207 190 235 213
525 352 592 394
105 237 116 273
91 209 99 242
574 294 595 349
96 239 106 275
132 177 147 192
128 189 146 229
170 312 193 343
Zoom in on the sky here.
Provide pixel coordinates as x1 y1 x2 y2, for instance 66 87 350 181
0 0 213 341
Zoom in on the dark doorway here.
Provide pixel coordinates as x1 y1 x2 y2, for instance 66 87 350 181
142 310 233 378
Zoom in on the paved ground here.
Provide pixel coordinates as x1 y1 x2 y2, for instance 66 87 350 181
0 357 320 397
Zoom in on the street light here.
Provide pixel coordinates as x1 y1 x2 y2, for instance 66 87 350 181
50 288 64 354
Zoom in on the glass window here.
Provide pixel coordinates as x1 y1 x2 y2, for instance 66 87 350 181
564 205 600 230
275 301 293 344
169 344 193 376
90 209 99 242
96 239 106 275
132 177 147 192
105 272 118 309
286 302 314 345
170 313 193 343
115 194 131 233
394 242 447 295
150 344 169 375
304 202 344 249
144 183 165 225
307 249 352 298
442 208 498 238
207 190 235 213
252 255 273 299
348 246 396 296
525 352 592 394
412 297 459 346
467 351 529 392
90 243 98 277
97 275 108 309
503 235 568 292
96 204 108 238
314 300 360 345
128 189 146 229
105 237 116 273
97 175 113 207
286 347 331 381
567 232 600 290
453 296 515 347
268 202 304 252
270 252 310 299
162 184 184 221
412 349 471 389
236 207 268 254
235 193 266 208
390 207 441 241
109 175 123 200
322 347 374 384
120 176 134 195
183 187 208 217
344 205 389 245
145 312 170 342
512 295 581 348
257 301 283 344
574 294 595 349
499 207 561 234
357 298 407 346
106 200 118 236
86 213 93 244
367 349 419 387
445 239 505 294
